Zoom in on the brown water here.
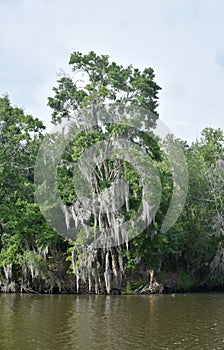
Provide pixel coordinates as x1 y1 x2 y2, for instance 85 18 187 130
0 293 224 350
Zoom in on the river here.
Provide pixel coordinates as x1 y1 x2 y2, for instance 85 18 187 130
0 293 223 350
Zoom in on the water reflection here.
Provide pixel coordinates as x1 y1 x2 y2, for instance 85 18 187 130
0 293 224 350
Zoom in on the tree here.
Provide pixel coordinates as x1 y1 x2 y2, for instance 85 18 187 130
169 128 224 287
197 128 224 281
0 95 65 292
46 51 162 293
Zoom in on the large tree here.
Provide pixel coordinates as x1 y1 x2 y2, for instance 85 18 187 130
46 51 163 293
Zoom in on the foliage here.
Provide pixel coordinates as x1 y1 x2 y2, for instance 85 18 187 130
0 95 67 291
1 52 224 293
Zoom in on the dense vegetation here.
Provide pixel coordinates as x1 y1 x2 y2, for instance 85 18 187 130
1 51 224 294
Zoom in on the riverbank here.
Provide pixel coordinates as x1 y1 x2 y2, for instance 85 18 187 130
1 269 223 294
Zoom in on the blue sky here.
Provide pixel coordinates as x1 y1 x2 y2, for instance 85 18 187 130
0 0 224 143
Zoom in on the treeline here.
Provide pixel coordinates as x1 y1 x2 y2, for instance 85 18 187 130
1 51 224 293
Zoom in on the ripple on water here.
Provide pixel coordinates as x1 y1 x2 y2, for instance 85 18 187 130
0 293 224 350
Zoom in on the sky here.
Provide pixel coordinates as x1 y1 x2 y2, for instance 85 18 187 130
0 0 224 143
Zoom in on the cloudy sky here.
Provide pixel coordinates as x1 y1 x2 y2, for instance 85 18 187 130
0 0 224 143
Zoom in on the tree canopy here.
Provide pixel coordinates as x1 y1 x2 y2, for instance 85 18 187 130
0 52 224 294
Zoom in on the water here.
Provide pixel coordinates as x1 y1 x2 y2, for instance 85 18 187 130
0 293 224 350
